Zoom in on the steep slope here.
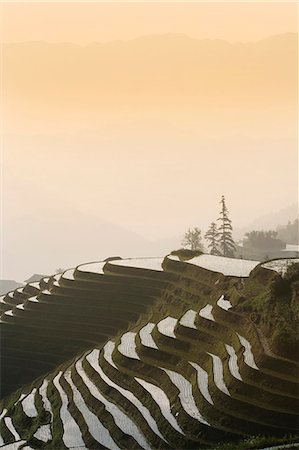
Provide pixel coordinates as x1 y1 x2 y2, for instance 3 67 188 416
0 254 298 449
0 259 169 398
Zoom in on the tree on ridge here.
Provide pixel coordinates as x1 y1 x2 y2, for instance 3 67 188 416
182 227 203 251
217 195 236 257
205 222 221 255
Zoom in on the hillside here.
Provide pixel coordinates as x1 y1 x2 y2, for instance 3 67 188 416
0 253 299 449
0 280 24 296
235 204 298 239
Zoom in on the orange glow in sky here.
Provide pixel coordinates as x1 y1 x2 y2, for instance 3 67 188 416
2 2 298 44
1 2 298 280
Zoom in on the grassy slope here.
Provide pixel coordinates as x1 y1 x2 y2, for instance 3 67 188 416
234 262 299 360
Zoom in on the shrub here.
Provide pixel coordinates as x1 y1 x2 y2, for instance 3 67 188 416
284 262 299 283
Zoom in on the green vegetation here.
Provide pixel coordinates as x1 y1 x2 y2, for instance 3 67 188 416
212 434 299 450
235 261 299 359
243 230 286 251
171 248 203 260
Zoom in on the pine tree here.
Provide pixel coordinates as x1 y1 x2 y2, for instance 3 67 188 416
182 227 203 251
217 195 236 257
205 222 221 255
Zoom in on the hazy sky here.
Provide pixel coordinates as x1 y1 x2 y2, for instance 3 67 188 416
2 2 298 43
1 2 298 280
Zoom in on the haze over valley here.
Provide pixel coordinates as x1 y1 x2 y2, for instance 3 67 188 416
2 28 298 280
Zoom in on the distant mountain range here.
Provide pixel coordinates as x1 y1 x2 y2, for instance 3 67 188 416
2 32 297 279
3 207 181 282
4 32 297 135
2 203 297 282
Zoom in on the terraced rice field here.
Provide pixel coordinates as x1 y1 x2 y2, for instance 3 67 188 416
168 254 260 276
262 258 299 275
0 254 298 449
109 257 164 271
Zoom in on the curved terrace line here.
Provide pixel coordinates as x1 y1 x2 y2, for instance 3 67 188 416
86 349 166 442
64 369 120 450
75 358 151 450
